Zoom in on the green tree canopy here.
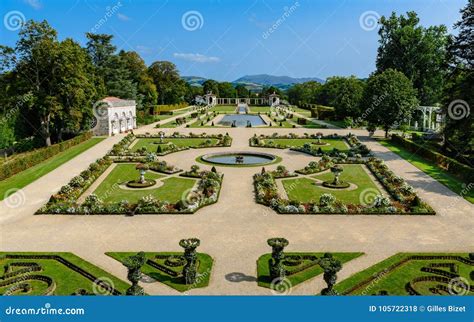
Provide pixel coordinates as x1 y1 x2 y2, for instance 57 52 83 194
287 81 321 105
376 11 448 105
318 76 365 119
442 0 473 160
148 61 183 104
361 69 418 137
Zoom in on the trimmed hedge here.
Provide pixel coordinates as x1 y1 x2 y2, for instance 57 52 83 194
391 135 474 183
154 103 189 114
0 132 93 181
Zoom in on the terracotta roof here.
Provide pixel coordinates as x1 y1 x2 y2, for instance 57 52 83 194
102 96 123 102
100 97 136 108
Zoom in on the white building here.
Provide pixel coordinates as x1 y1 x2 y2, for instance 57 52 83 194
93 97 137 136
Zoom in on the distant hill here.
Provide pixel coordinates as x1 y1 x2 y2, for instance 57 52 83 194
182 74 324 91
182 76 207 86
233 74 324 87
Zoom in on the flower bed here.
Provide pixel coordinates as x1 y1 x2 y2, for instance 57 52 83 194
36 161 223 215
260 165 297 179
249 133 371 157
254 157 435 215
108 132 232 157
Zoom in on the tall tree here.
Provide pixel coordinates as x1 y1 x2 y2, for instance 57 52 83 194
235 84 249 98
14 20 60 146
287 81 321 105
119 50 157 112
318 76 365 119
202 79 220 96
148 61 181 104
362 69 418 137
376 11 448 105
442 0 473 160
217 82 236 97
53 38 97 140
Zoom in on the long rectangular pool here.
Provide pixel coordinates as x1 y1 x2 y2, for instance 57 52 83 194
218 114 266 127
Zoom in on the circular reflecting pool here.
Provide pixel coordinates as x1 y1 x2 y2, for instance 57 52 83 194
201 152 277 165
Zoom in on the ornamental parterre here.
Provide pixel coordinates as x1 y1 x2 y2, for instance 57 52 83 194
254 156 435 215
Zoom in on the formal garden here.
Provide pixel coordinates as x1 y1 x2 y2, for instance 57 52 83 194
257 238 363 294
109 132 233 157
254 155 435 215
0 252 129 296
36 154 223 214
334 253 474 296
107 238 213 293
250 133 371 157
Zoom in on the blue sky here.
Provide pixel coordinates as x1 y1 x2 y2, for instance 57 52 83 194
0 0 466 81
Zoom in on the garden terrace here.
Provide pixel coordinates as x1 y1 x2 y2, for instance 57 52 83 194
249 133 370 157
36 159 224 215
334 253 474 296
0 253 129 295
254 157 435 215
107 252 213 292
282 164 383 205
257 252 363 291
108 132 232 157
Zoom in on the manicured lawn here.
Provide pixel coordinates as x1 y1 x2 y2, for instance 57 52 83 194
0 137 105 200
282 164 383 204
292 107 312 116
379 139 473 203
249 106 271 113
106 252 213 292
257 252 363 290
260 138 348 151
0 252 129 295
131 138 218 152
209 105 237 112
323 120 346 128
334 253 473 295
91 163 195 203
303 122 327 129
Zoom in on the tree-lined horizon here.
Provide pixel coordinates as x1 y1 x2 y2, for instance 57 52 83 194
0 1 472 161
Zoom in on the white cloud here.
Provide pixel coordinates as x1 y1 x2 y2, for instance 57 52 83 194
24 0 42 9
173 53 220 63
117 13 131 21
